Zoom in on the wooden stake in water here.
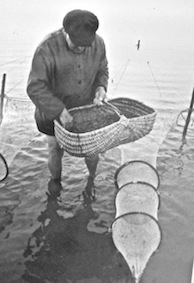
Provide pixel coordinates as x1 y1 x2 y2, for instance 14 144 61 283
182 87 194 139
0 73 6 123
191 259 194 283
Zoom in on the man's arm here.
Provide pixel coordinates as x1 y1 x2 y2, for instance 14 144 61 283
93 39 109 105
27 46 65 121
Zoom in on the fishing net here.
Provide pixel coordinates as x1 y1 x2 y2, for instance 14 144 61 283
112 212 162 283
113 160 161 281
115 160 160 190
0 54 39 166
115 183 160 219
176 109 194 128
0 95 38 165
118 108 179 168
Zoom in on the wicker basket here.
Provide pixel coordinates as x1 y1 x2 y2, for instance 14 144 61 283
54 97 157 157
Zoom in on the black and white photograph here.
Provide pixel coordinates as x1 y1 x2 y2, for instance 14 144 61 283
0 0 194 282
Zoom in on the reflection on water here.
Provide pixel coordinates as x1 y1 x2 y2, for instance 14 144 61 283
21 179 130 283
1 122 194 283
0 134 132 283
1 107 194 283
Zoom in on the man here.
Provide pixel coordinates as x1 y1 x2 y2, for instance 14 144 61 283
27 9 109 185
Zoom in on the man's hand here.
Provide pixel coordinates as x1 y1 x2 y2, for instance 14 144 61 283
59 108 73 129
93 86 107 105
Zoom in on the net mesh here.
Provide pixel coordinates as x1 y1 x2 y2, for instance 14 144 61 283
0 96 38 166
114 160 161 282
115 183 159 219
118 108 179 168
115 160 160 190
112 212 161 283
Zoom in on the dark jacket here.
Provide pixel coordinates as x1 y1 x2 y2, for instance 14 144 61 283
27 28 109 135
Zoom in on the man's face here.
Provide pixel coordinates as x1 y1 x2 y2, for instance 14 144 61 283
66 34 85 53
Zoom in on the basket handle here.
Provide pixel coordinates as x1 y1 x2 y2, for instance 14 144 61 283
103 101 126 119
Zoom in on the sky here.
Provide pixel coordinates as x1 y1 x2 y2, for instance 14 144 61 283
1 0 193 49
0 0 194 90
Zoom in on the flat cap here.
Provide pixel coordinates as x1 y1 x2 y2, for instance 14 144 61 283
63 9 99 46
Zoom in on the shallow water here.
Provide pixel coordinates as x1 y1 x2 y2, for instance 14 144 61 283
1 120 194 283
144 126 194 283
1 1 194 282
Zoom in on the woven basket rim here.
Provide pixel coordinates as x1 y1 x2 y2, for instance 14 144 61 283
54 111 157 137
54 98 157 137
54 117 122 137
67 97 155 113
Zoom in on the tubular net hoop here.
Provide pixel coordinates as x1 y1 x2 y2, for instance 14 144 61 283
0 153 9 182
112 212 162 283
113 159 161 282
115 182 160 219
115 160 160 190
